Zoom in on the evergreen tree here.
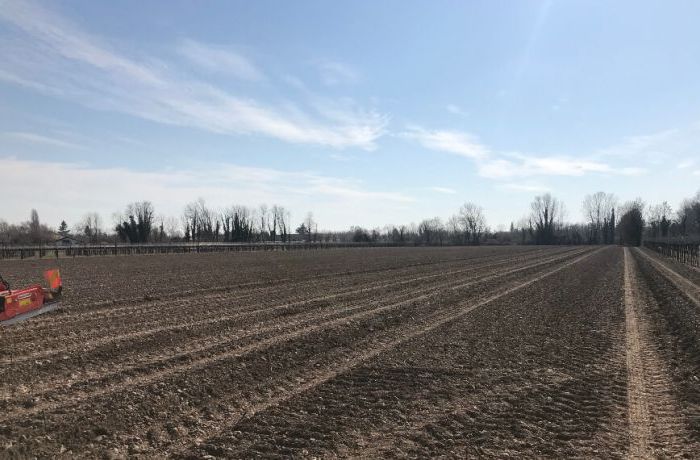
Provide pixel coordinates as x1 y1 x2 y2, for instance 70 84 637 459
58 220 70 238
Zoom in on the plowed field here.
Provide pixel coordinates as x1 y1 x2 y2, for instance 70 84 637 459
1 246 699 458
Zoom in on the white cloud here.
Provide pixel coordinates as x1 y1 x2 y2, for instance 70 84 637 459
0 1 385 149
478 155 647 179
446 104 467 116
678 158 696 169
1 156 413 229
500 183 550 193
400 125 646 180
429 187 457 194
519 156 610 176
317 60 360 86
401 127 489 159
593 127 699 163
178 39 264 81
1 131 82 149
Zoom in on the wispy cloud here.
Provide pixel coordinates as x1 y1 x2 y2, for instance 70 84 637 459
429 186 457 194
403 124 650 180
478 155 646 179
178 39 264 81
593 127 693 162
2 156 414 227
317 60 360 86
446 104 468 116
500 183 550 193
0 1 385 149
677 158 696 169
1 131 82 149
401 127 489 159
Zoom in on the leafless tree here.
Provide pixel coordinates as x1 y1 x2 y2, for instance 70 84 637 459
582 192 616 244
418 217 444 245
648 201 673 238
258 204 269 241
530 193 564 245
269 205 285 242
183 199 216 241
115 201 154 243
303 212 316 242
446 215 463 244
677 191 700 236
78 212 103 242
277 207 291 243
458 202 486 245
164 216 181 240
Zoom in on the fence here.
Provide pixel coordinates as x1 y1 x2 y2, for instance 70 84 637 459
0 241 421 260
643 240 700 268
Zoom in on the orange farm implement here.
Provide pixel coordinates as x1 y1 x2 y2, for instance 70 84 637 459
0 269 62 325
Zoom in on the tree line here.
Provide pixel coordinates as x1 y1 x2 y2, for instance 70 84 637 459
2 189 699 247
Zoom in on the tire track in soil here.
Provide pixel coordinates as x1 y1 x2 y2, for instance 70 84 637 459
1 247 563 348
634 248 700 307
0 249 585 413
628 249 700 456
17 246 550 321
0 255 537 402
0 248 595 424
26 246 559 330
171 247 603 457
5 246 563 344
625 248 693 458
0 248 583 366
623 247 651 457
198 247 623 459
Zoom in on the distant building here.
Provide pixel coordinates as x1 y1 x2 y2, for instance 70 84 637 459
54 236 83 246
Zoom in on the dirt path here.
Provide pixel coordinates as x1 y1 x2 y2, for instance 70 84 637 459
624 248 694 458
635 248 700 306
623 248 652 457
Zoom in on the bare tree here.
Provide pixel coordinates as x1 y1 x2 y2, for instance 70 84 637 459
115 201 154 243
183 199 215 242
677 191 700 236
304 212 316 242
276 207 291 243
446 215 463 245
530 193 564 245
78 212 103 243
164 216 181 240
269 205 283 243
582 192 617 244
648 201 672 238
418 217 444 245
458 202 486 245
258 204 269 241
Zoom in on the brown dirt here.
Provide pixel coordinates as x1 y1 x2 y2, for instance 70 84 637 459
0 245 698 458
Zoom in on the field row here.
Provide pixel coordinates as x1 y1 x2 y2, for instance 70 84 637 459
1 246 699 457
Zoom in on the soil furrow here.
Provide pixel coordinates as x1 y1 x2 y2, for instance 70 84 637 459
0 248 594 421
623 248 652 457
635 248 700 307
5 246 563 338
173 247 602 457
0 247 584 365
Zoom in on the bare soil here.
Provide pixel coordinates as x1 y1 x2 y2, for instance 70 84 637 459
1 245 698 458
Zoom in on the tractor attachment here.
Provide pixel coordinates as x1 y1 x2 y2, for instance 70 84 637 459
0 269 63 326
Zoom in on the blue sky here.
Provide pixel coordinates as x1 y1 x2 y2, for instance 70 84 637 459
1 0 699 231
